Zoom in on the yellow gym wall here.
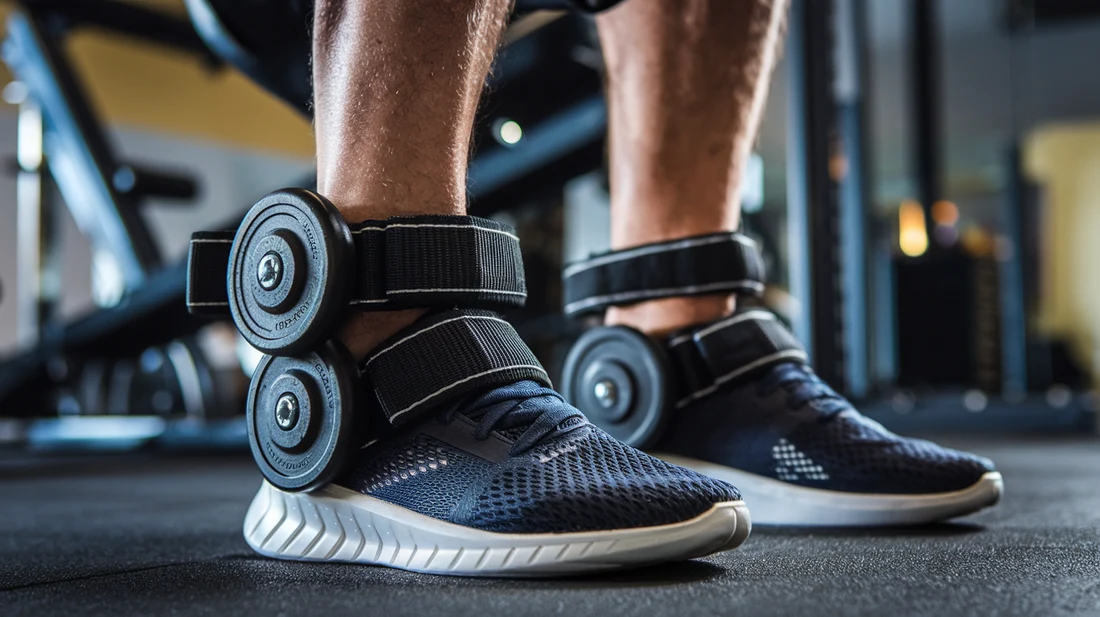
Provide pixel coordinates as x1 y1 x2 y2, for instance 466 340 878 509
1023 121 1100 386
0 0 314 157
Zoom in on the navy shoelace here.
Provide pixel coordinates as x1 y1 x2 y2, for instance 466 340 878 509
442 380 587 455
757 362 850 414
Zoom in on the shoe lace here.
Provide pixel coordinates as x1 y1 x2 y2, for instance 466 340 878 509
756 362 849 414
441 380 587 455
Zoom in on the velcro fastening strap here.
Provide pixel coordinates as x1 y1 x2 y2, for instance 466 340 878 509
361 309 551 426
186 215 525 314
349 216 526 309
187 231 235 317
666 309 807 408
561 232 766 317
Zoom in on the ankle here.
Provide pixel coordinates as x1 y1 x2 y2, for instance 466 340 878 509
320 193 456 360
339 309 428 359
605 294 735 338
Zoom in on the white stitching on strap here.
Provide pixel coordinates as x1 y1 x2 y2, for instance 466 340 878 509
352 223 518 242
387 364 548 422
674 350 809 408
562 233 756 278
563 280 765 315
668 309 776 347
349 288 526 305
387 288 526 296
364 314 512 368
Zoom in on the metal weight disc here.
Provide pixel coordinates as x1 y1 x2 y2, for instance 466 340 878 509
560 326 672 448
246 341 364 492
228 189 354 356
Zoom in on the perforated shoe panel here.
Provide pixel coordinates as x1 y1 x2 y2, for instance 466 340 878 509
655 363 996 495
341 434 492 521
338 381 742 534
783 412 995 494
459 427 741 533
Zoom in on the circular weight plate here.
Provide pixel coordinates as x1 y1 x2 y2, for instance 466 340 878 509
228 189 354 356
560 326 672 448
246 341 364 492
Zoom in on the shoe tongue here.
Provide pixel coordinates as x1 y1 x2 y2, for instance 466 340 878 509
808 397 850 414
556 415 587 431
761 361 807 385
492 414 588 442
455 380 584 443
765 362 850 414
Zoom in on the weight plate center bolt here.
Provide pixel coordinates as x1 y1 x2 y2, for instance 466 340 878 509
275 392 299 430
257 251 283 291
594 379 618 408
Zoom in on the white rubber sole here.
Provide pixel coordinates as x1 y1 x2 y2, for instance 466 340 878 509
243 482 751 577
657 455 1003 527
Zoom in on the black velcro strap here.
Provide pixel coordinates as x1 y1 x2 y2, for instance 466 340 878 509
349 216 526 309
561 232 766 317
666 309 807 408
186 215 525 315
361 309 551 426
186 230 235 317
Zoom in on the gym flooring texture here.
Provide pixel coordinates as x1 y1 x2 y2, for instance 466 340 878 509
3 435 1099 617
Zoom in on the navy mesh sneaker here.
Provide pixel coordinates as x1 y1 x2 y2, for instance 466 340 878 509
650 312 1002 527
243 380 750 576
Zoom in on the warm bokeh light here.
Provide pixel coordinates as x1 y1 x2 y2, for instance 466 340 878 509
899 199 929 257
829 152 848 182
961 226 996 257
932 200 960 226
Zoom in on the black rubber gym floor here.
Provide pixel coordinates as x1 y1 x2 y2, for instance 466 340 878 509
3 435 1099 617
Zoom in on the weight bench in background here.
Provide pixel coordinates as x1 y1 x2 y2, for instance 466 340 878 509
0 0 619 428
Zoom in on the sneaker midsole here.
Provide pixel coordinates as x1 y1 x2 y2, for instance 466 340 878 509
243 481 751 576
655 454 1003 527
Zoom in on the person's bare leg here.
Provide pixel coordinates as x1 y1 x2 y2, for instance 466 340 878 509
596 0 787 336
313 0 511 357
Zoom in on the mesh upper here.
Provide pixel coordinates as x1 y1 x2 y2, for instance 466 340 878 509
656 363 995 495
341 434 492 521
338 386 741 534
782 412 994 494
459 427 741 533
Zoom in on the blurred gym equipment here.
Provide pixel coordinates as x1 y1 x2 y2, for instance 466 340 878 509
0 0 239 446
5 0 1100 614
0 0 620 447
0 0 1093 446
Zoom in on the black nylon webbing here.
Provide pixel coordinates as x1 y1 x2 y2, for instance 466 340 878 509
562 232 766 317
186 215 525 315
351 216 526 309
666 309 807 408
187 231 234 317
361 309 550 426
